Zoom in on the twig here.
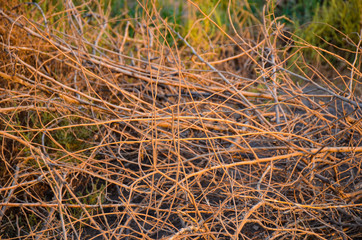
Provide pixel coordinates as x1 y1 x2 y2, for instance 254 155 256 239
0 165 20 222
169 27 274 129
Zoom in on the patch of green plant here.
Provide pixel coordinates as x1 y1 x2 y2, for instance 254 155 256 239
3 110 97 161
249 83 267 93
50 122 96 153
66 179 106 225
182 0 254 47
294 0 361 64
16 0 66 32
1 210 41 238
273 0 321 25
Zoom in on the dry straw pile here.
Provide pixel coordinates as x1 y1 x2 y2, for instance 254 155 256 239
0 1 361 239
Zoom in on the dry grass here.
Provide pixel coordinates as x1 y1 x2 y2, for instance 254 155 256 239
0 0 361 239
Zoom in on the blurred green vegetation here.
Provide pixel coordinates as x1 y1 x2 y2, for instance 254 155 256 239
102 0 360 63
23 0 360 65
294 0 361 64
